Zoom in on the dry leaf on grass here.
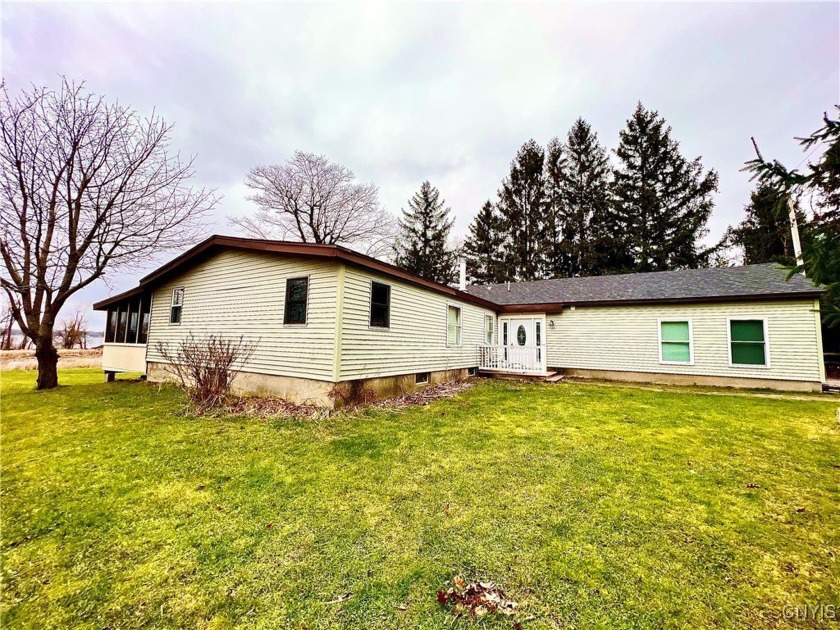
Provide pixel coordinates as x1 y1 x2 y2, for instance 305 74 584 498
437 576 519 620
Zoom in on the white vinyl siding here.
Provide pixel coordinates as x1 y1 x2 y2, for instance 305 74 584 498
339 267 494 380
146 250 339 381
545 300 822 384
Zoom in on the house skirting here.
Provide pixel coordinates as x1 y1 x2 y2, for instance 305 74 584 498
146 362 471 408
557 367 822 393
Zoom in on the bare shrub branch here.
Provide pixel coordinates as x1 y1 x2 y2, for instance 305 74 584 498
155 333 257 413
230 151 397 258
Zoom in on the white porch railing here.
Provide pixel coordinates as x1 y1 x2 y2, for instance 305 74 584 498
479 345 547 375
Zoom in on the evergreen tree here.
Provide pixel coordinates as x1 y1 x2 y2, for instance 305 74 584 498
613 103 718 272
393 181 457 284
543 137 570 277
463 201 506 283
556 118 616 276
726 185 808 265
497 139 546 280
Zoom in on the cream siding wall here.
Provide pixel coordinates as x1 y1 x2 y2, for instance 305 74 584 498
146 250 339 381
339 266 495 380
102 344 147 373
545 299 822 383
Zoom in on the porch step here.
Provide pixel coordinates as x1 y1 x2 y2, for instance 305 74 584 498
544 372 565 383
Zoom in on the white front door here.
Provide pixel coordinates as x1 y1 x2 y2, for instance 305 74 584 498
500 317 540 348
498 316 545 372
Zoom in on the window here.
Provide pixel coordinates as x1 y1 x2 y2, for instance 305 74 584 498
659 320 692 364
536 320 542 346
370 282 390 328
729 319 768 366
502 321 508 346
126 300 139 344
105 308 117 343
116 304 128 341
447 305 462 346
484 315 494 345
516 324 526 345
415 372 430 384
138 296 151 344
170 288 184 324
283 277 309 325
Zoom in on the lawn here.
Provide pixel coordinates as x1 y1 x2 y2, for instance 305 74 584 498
1 369 838 629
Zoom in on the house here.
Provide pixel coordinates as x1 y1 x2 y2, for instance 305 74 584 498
93 235 825 405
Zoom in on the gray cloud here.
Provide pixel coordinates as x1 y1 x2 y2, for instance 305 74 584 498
2 2 837 328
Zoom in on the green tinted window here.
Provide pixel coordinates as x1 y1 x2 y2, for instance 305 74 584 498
660 321 691 363
661 321 689 342
662 342 691 362
730 320 767 366
730 320 764 342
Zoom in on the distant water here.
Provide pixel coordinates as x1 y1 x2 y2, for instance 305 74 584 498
8 331 104 349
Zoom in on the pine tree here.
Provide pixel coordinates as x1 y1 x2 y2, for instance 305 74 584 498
463 201 506 283
497 139 546 280
543 137 570 277
613 103 718 272
727 185 808 265
556 118 616 276
393 181 457 284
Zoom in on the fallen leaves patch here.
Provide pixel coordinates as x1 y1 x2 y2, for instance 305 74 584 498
376 380 474 410
437 576 519 620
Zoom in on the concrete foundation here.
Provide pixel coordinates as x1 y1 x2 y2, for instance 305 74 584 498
556 367 823 393
146 363 473 408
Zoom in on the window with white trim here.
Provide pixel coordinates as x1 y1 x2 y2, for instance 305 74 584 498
170 288 184 324
659 320 692 364
729 319 767 366
369 282 390 328
484 315 494 345
283 277 309 325
447 305 462 346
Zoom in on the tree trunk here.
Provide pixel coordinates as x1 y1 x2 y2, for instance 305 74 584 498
35 336 59 390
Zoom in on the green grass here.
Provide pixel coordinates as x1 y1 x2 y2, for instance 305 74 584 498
1 369 838 629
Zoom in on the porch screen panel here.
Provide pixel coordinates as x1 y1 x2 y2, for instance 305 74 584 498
105 309 117 343
138 296 151 344
116 305 128 342
126 300 139 344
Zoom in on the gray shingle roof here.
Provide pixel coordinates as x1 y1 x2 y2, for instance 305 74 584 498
463 264 822 306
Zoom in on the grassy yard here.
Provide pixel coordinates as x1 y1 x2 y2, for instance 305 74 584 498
1 369 838 629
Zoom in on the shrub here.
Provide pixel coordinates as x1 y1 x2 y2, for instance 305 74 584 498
155 333 256 412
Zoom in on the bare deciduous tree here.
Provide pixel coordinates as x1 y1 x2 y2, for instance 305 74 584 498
230 151 397 258
0 298 15 350
56 305 88 349
0 79 217 389
155 333 257 413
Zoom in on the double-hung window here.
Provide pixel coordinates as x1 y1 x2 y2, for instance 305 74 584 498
283 277 309 325
170 288 184 324
369 282 390 328
659 320 692 364
484 315 494 345
729 319 768 367
447 305 462 346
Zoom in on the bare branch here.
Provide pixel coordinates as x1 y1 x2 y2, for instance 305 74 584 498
230 151 397 258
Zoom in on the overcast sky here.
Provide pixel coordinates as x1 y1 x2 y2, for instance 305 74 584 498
3 2 838 328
